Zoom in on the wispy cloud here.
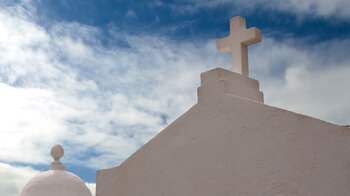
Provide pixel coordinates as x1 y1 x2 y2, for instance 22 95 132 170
251 37 350 125
0 162 39 196
170 0 350 20
0 0 227 170
261 0 350 19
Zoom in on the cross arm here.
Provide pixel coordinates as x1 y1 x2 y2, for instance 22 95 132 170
217 36 232 53
241 27 262 46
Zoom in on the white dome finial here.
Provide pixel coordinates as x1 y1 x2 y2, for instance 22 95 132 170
20 144 92 196
50 144 66 170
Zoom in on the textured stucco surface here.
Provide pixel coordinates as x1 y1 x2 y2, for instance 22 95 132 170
97 68 350 196
20 170 92 196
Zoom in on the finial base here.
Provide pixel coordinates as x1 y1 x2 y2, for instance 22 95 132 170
50 160 66 170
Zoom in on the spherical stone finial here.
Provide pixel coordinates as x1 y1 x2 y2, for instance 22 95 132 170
50 144 66 170
51 144 64 161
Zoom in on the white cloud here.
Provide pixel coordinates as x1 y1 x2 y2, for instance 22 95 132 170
0 162 39 196
0 0 227 170
86 183 96 196
0 84 70 163
263 0 350 19
125 10 137 19
263 63 350 125
176 0 350 20
250 38 350 125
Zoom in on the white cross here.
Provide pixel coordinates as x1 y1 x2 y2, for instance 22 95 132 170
217 16 261 77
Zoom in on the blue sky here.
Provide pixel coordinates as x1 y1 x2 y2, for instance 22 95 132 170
1 0 350 195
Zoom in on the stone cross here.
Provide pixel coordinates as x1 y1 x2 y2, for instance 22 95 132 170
217 16 261 77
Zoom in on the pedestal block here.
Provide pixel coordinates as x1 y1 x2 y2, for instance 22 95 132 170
198 68 263 103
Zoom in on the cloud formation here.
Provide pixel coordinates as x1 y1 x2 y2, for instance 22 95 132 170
250 38 350 125
0 162 39 196
0 0 227 169
176 0 350 19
